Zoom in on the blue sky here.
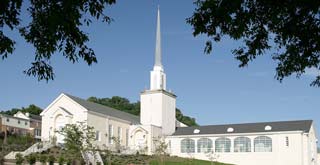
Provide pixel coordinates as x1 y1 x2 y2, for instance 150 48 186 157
1 1 319 141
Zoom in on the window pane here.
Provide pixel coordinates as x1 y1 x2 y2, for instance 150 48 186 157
108 125 113 144
95 131 100 141
215 137 231 152
125 129 129 146
181 139 195 153
197 138 212 153
254 136 272 152
234 137 251 152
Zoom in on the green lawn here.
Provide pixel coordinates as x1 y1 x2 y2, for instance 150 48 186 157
149 156 231 165
100 153 232 165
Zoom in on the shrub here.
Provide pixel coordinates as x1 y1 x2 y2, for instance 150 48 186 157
15 153 24 165
26 154 37 165
48 155 55 165
39 154 47 164
58 155 65 165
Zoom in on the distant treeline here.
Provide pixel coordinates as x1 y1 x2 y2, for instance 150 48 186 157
1 104 42 116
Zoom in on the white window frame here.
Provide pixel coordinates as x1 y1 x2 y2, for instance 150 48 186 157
108 125 113 144
118 127 122 144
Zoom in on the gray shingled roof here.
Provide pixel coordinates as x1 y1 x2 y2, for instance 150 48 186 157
65 94 140 124
172 120 313 136
29 114 42 121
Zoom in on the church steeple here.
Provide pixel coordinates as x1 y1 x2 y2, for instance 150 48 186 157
150 7 166 90
154 6 162 68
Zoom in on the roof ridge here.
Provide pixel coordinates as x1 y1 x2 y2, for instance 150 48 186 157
190 119 313 128
63 93 140 124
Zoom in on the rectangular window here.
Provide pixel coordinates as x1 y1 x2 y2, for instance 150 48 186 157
118 127 122 144
126 129 129 146
18 120 20 124
6 118 9 122
34 129 41 136
285 136 289 147
108 125 113 144
95 131 100 141
25 122 28 125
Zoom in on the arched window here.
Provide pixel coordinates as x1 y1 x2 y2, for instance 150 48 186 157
197 138 212 153
254 136 272 152
215 137 231 152
181 139 195 153
234 137 251 152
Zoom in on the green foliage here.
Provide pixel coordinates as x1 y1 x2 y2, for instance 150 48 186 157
1 104 42 116
3 134 34 145
15 153 24 165
58 155 65 165
87 96 198 126
48 155 55 165
176 108 198 126
1 0 116 81
188 0 320 86
99 153 230 165
25 154 37 165
87 96 140 116
57 122 96 161
39 154 47 164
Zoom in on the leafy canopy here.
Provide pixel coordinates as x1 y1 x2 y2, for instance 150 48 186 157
188 0 320 86
57 122 96 159
0 0 116 81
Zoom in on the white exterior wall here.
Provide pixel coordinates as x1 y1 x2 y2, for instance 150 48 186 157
87 112 131 148
108 119 131 147
1 115 30 129
304 125 318 165
167 131 314 165
150 68 166 90
140 90 176 135
40 94 88 141
129 125 163 155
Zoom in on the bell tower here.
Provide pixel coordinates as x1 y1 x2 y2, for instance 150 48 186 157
140 7 176 135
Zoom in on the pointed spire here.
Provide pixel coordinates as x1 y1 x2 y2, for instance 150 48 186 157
154 6 162 68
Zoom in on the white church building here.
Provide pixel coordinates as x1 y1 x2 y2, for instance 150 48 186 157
40 8 319 165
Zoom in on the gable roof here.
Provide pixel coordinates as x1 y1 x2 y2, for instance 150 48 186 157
172 120 313 136
64 93 140 124
28 113 42 121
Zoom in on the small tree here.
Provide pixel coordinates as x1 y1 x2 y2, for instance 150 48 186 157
153 137 168 165
39 154 47 165
25 154 37 165
48 155 55 165
15 153 24 165
57 155 65 165
205 150 219 165
57 122 96 164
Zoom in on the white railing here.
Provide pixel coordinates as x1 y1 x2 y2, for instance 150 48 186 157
4 141 54 160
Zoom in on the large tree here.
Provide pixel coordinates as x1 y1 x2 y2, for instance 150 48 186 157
188 0 320 86
1 0 115 81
